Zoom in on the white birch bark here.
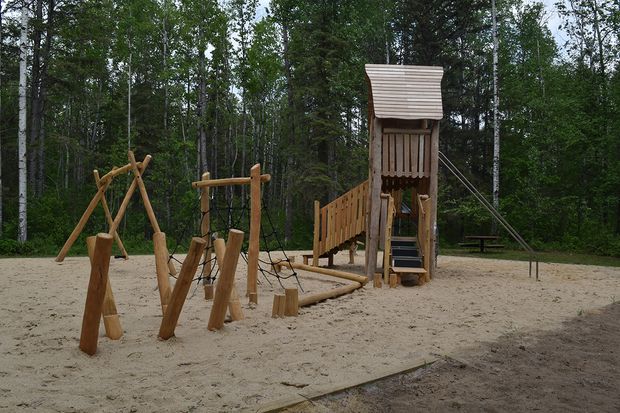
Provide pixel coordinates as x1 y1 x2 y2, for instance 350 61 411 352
18 2 29 242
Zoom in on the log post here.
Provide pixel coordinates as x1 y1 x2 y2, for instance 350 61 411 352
200 172 213 298
108 155 151 235
312 200 320 267
79 233 114 355
153 231 172 315
272 294 285 318
208 230 244 331
247 164 261 302
128 150 161 233
158 237 206 340
213 238 244 321
284 288 299 317
429 121 440 279
56 182 109 262
93 170 128 259
366 118 383 280
86 236 122 340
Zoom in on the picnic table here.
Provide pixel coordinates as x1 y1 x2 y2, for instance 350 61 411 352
459 235 503 253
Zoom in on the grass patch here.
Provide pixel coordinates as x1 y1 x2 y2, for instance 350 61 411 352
441 248 620 267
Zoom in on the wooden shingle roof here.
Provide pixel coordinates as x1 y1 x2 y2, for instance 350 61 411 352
365 64 444 120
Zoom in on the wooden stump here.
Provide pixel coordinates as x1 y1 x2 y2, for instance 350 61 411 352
79 233 114 355
272 294 285 318
389 273 398 288
208 230 244 331
284 288 299 317
158 237 206 340
204 284 214 301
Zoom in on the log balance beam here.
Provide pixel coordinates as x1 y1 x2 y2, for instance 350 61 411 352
276 261 368 285
273 260 367 309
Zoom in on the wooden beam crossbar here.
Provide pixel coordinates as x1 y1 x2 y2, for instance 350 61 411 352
191 174 271 188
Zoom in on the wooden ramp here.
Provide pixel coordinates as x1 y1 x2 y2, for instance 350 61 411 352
312 181 369 266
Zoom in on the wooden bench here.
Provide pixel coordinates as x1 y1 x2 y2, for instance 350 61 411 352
302 253 333 266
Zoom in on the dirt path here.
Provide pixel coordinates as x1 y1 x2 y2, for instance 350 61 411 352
287 302 620 412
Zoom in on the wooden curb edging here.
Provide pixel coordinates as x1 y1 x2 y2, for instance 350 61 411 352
255 356 437 412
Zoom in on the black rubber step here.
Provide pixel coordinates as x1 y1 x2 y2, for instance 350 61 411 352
391 247 419 257
392 257 423 268
391 240 417 248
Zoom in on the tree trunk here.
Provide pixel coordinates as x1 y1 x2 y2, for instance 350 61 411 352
282 21 294 244
29 0 43 193
18 2 29 243
491 0 500 233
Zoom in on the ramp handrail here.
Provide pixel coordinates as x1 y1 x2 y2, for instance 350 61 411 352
313 180 369 261
438 151 539 280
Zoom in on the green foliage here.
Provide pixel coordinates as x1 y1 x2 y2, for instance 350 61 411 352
0 0 618 259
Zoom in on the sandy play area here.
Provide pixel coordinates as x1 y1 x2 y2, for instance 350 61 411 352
0 251 619 412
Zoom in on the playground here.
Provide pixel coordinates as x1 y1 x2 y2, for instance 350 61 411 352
0 63 618 411
0 253 618 411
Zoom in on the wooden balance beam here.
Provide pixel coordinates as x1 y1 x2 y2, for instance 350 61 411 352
276 261 368 285
298 282 362 308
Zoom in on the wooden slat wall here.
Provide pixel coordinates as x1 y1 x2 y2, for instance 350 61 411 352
316 180 369 258
381 132 431 178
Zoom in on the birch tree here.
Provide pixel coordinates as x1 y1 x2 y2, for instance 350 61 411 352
18 1 29 242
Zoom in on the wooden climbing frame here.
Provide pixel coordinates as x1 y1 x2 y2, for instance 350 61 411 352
192 163 270 305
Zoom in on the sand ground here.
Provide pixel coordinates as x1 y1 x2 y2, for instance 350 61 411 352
0 251 618 412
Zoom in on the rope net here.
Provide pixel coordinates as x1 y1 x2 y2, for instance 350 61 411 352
167 186 302 295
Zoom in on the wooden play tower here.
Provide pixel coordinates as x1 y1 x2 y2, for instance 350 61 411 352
364 64 443 281
311 64 443 285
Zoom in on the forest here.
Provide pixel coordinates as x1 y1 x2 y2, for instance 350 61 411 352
0 0 619 257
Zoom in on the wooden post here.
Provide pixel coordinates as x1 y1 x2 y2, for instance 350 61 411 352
158 237 206 340
373 273 382 288
128 150 161 233
284 288 299 317
213 238 244 321
86 236 122 340
247 164 261 301
249 292 258 305
153 231 172 315
208 230 244 331
272 294 285 318
349 243 356 265
429 121 440 279
107 155 151 235
127 151 177 277
383 196 394 283
389 273 398 288
312 200 320 267
366 118 383 279
204 285 214 300
56 182 109 262
79 233 113 355
93 170 128 259
200 172 213 298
